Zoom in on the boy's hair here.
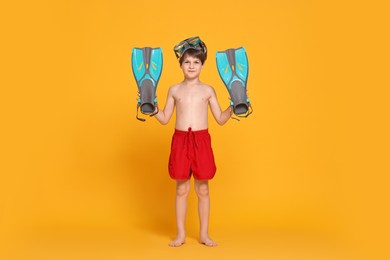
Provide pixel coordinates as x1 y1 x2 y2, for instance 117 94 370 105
179 48 207 65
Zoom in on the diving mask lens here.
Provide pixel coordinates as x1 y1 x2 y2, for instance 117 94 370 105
173 36 206 60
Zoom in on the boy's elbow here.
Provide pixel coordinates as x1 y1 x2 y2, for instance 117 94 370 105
217 118 227 126
155 111 169 125
156 117 168 125
159 116 169 125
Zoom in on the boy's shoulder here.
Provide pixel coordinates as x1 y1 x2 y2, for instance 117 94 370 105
200 83 215 94
200 82 214 89
168 83 181 92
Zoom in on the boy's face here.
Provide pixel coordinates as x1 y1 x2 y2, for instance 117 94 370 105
180 55 203 80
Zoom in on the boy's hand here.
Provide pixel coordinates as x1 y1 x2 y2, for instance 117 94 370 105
136 91 140 109
227 96 233 116
136 91 140 101
154 97 159 114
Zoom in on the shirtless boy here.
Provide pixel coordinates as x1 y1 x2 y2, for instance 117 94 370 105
153 37 232 247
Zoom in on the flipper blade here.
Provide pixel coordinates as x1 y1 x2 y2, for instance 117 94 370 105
132 48 146 85
150 48 163 83
131 47 163 120
216 52 233 90
216 47 251 118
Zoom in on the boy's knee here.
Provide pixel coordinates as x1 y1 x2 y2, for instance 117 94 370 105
195 184 209 197
176 183 190 197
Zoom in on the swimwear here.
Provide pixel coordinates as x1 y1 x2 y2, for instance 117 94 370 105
168 128 216 181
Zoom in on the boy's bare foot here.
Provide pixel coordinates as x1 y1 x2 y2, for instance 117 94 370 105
200 235 218 247
168 235 186 247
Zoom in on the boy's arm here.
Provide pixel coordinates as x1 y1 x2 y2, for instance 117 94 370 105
209 87 232 125
154 87 175 125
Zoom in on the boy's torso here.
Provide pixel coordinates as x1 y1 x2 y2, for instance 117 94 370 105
172 82 211 131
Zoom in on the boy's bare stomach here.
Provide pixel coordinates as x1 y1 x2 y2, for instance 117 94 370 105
174 109 209 131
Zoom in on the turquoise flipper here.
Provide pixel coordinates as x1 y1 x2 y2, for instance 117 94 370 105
131 47 163 121
216 47 252 117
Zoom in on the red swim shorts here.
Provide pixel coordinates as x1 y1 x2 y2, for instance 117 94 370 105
168 128 217 181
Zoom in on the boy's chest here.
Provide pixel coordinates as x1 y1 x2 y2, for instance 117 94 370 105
175 89 210 104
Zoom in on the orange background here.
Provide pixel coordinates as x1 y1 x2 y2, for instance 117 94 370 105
1 0 389 259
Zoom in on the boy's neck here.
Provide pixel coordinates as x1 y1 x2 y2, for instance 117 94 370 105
183 77 201 85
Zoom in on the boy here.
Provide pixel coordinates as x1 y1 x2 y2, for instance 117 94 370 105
153 37 232 247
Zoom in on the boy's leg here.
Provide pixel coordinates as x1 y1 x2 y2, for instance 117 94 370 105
169 180 190 247
194 180 217 246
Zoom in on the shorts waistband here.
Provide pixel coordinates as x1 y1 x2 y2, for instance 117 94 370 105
174 127 209 135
